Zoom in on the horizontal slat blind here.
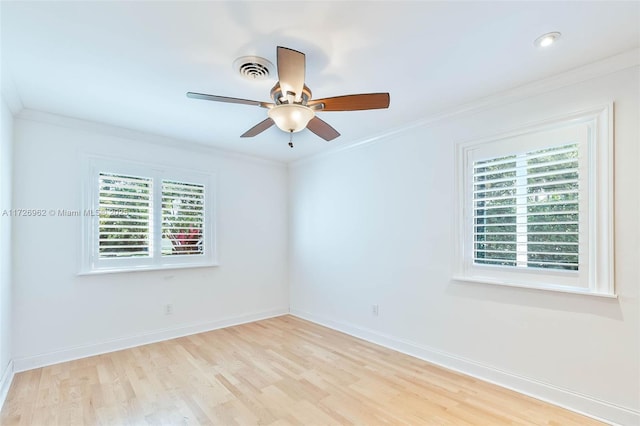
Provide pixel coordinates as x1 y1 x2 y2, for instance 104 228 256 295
98 173 152 258
162 180 205 256
473 143 579 271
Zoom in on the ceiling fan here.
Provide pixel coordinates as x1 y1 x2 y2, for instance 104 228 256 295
187 46 390 146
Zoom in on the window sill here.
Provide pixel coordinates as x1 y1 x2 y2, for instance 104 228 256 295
451 275 617 298
78 262 219 276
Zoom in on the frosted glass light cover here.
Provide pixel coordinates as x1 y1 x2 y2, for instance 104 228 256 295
268 104 315 133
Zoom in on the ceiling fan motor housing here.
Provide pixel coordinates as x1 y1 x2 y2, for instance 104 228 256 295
270 82 312 105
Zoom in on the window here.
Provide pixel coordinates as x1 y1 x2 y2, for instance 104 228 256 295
82 158 215 273
455 105 614 296
161 180 205 256
473 143 580 271
98 173 153 259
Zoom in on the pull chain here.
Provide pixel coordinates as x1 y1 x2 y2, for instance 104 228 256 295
288 130 294 148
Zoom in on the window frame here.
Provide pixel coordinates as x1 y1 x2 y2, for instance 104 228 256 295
80 156 217 274
454 104 614 297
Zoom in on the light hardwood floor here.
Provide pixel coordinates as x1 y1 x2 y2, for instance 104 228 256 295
1 315 603 425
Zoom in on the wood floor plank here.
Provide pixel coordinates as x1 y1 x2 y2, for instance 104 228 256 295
0 315 604 425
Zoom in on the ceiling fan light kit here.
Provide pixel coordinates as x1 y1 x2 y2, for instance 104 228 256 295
268 104 315 133
188 46 390 146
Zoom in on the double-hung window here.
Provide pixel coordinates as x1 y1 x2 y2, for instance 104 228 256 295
455 105 614 296
82 157 216 273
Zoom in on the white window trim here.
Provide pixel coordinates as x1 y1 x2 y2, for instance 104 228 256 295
80 155 217 274
453 104 614 297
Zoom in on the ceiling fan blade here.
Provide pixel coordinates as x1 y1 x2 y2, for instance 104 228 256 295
187 92 273 108
240 118 275 138
277 46 305 102
307 93 390 111
306 117 340 141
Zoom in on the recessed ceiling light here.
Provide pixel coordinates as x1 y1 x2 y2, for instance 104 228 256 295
534 32 561 48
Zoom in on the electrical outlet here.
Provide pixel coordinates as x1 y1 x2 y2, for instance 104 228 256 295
372 304 379 316
164 304 174 315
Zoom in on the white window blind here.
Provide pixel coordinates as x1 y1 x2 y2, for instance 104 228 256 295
473 143 579 271
98 173 153 259
83 158 216 274
162 180 205 256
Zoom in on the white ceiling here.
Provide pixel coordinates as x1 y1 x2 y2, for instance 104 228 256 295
1 1 638 162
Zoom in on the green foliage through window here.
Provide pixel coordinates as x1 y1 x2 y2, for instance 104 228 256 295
98 173 152 258
98 174 205 259
161 180 205 256
473 144 579 271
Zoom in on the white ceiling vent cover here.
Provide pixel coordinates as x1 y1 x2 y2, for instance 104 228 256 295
233 56 274 81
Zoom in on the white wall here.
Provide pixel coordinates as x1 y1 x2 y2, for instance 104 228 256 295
289 66 639 424
11 113 289 369
0 98 13 392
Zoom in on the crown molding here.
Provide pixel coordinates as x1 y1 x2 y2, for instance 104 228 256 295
8 48 639 168
290 48 639 168
15 109 287 168
0 72 24 115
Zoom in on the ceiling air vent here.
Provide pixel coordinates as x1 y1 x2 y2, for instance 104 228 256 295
233 56 274 81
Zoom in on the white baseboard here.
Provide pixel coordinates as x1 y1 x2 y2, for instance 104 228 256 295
290 309 639 426
13 308 288 373
0 359 14 411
